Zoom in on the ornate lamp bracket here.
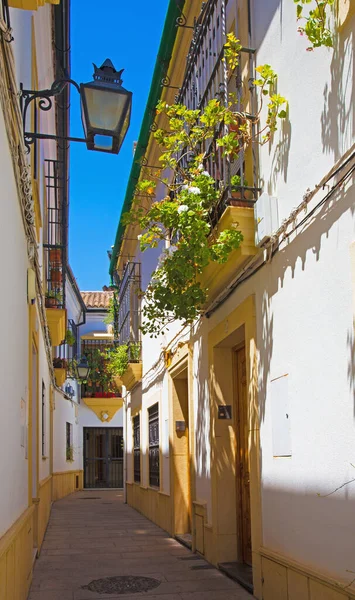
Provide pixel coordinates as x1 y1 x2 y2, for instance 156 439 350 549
20 77 86 153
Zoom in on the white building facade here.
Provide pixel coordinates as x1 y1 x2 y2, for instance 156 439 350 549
110 1 355 599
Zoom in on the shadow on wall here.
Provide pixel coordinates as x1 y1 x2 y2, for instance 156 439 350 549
274 181 355 281
258 293 274 424
262 482 355 588
194 324 211 482
267 115 292 196
347 326 355 417
253 0 282 49
321 19 354 161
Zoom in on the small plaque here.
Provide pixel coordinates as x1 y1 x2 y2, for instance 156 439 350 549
176 420 186 432
218 405 232 420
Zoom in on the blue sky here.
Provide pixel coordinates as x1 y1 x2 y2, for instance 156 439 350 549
68 0 169 291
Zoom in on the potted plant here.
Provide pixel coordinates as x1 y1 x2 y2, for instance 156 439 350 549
66 445 74 462
45 290 62 308
230 175 254 206
53 357 67 369
65 329 76 346
49 245 62 264
50 268 63 283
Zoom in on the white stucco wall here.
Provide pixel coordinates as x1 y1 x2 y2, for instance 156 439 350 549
53 393 81 473
0 105 29 537
0 4 56 536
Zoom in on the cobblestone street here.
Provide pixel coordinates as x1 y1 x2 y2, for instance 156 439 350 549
29 491 252 600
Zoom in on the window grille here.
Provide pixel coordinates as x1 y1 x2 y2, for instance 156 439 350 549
44 159 66 309
133 414 141 483
66 422 72 460
148 404 159 488
176 0 259 217
117 262 141 361
41 381 46 457
56 318 78 363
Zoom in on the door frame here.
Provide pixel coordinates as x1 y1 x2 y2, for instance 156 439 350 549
168 344 195 542
233 343 252 565
208 295 262 597
83 426 123 489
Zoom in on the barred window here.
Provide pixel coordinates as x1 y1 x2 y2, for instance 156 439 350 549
148 404 160 488
133 414 141 483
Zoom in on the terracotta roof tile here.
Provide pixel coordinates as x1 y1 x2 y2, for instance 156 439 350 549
81 291 113 309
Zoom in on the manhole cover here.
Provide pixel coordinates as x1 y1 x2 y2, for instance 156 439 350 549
82 575 161 595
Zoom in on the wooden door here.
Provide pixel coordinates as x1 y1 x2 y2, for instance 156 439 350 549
235 347 252 565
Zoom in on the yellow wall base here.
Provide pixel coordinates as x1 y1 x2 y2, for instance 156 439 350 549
126 483 172 535
260 548 355 600
52 470 83 501
0 505 35 600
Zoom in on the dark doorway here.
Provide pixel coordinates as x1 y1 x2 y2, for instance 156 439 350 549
84 427 123 488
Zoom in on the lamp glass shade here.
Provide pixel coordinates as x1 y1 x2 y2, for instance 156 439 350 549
82 87 128 131
76 357 91 380
80 60 132 155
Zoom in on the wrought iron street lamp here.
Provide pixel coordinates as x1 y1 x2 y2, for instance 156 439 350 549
80 60 132 154
21 59 132 155
75 356 91 381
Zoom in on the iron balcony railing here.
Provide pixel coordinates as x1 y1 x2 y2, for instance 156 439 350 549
176 0 260 219
117 262 141 348
44 159 66 309
133 414 141 484
81 338 115 398
56 318 78 364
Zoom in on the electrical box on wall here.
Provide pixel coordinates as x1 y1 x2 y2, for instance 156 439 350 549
254 192 279 247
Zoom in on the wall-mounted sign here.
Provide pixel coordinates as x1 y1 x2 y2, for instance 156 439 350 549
218 405 232 420
176 420 186 432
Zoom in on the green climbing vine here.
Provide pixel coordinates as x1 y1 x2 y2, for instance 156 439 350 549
294 0 334 50
123 40 287 337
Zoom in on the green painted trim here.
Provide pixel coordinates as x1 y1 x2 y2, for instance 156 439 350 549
109 0 185 279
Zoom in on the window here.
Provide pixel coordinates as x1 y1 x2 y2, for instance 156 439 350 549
133 414 141 483
66 422 73 461
148 404 159 488
41 381 46 457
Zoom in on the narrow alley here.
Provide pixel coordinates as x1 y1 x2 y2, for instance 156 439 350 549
29 491 251 600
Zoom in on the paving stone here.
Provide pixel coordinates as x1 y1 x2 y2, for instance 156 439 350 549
30 491 252 599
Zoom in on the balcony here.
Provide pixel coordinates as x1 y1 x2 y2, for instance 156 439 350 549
113 342 143 392
44 159 67 346
82 397 123 423
199 199 257 303
53 358 67 387
80 338 122 422
46 307 66 347
115 264 142 391
176 0 259 302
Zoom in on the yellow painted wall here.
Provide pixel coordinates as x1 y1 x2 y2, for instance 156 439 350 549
260 550 355 600
0 506 35 600
37 475 52 549
127 483 172 535
52 470 83 501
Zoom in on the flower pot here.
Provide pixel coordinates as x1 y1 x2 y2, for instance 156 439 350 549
49 248 62 264
45 297 59 308
50 269 62 283
230 189 254 207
